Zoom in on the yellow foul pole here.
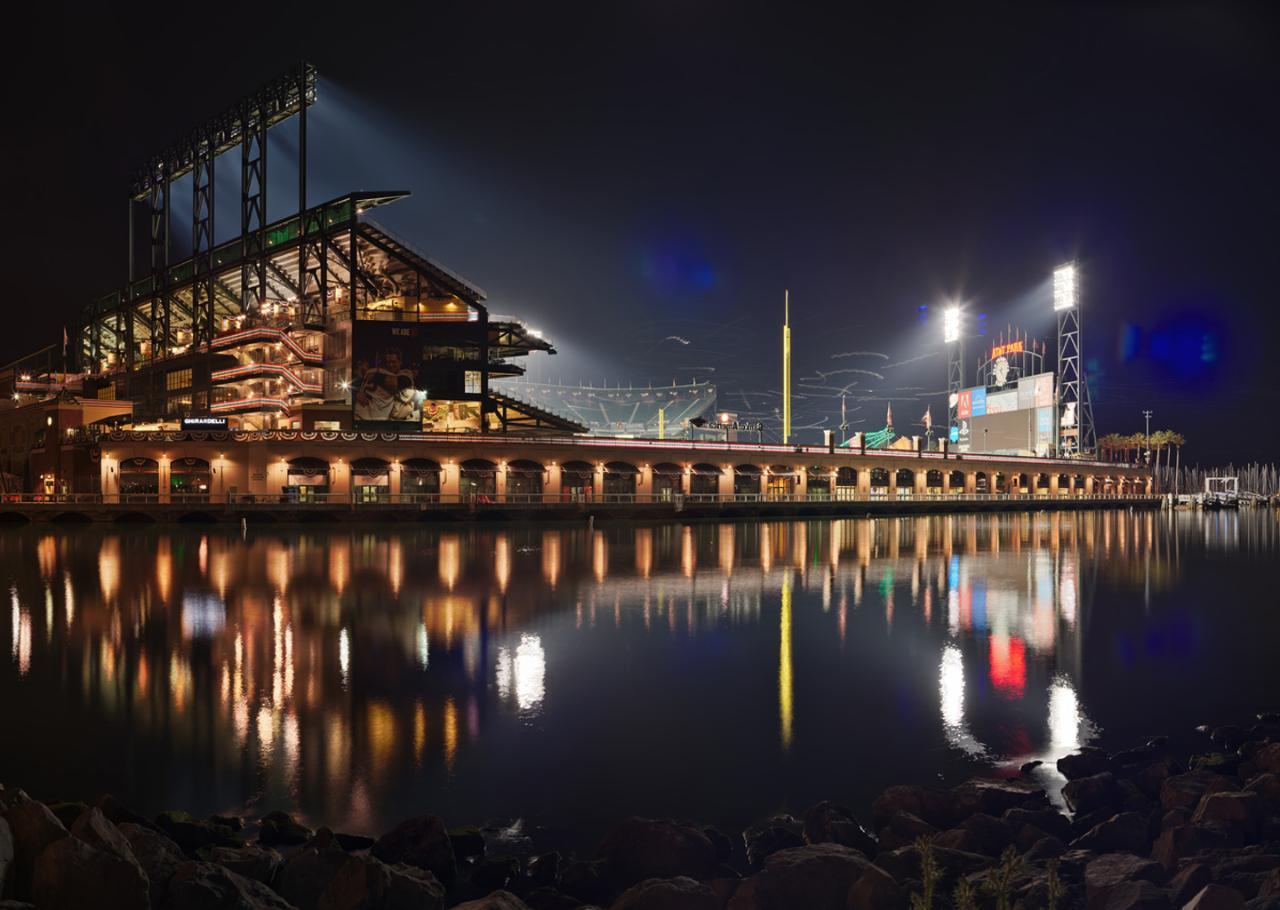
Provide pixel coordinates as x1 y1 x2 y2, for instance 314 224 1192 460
783 290 791 444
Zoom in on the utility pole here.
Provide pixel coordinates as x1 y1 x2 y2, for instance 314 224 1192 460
1143 409 1153 464
783 291 791 445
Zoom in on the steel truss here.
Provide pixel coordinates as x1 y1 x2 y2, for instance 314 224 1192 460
1057 304 1096 456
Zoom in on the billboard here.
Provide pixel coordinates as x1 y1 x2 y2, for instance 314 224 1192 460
959 373 1057 456
970 386 987 417
353 321 484 432
987 389 1018 414
957 389 972 420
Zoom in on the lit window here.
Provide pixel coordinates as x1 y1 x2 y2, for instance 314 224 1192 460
166 369 192 390
465 371 482 394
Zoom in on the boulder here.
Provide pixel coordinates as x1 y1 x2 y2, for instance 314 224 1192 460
96 794 153 830
1160 772 1239 813
0 817 12 898
165 860 297 909
370 815 455 887
276 829 355 910
1025 836 1069 862
333 833 375 853
802 801 876 855
1126 759 1183 801
1192 792 1265 837
258 812 312 848
315 854 444 910
932 813 1013 857
1072 812 1154 853
1244 774 1280 810
200 844 283 886
703 826 734 864
558 858 608 905
71 807 142 869
743 821 804 869
875 811 937 852
874 844 991 886
1184 884 1247 910
31 834 150 910
1005 806 1072 841
611 876 719 910
724 844 877 910
1064 773 1125 816
1084 853 1165 901
1086 879 1170 910
952 777 1048 817
1 798 68 899
1169 863 1214 907
845 862 904 910
46 801 89 829
447 825 485 860
520 887 579 910
121 823 186 910
526 851 561 888
870 786 956 831
449 892 531 910
471 854 521 891
1059 748 1116 780
1151 825 1243 870
1256 745 1280 776
155 811 243 854
597 818 718 889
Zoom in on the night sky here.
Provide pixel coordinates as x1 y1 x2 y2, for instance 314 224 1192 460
4 2 1277 462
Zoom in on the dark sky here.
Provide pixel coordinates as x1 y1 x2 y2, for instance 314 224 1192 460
3 2 1277 463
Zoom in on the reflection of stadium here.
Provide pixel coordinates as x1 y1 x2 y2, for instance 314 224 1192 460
495 380 716 438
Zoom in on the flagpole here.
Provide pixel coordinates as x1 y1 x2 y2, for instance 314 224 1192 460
783 290 791 445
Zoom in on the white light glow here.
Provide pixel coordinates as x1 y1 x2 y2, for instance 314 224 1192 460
940 644 986 757
1053 264 1077 310
943 306 961 344
496 633 546 713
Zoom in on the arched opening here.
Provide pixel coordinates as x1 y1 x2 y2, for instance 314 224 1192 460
894 468 914 493
120 457 159 499
603 462 639 499
689 463 721 498
975 471 990 494
170 457 211 501
506 459 544 501
733 464 762 498
992 472 1007 494
560 460 595 501
1073 474 1086 497
806 466 832 499
1036 473 1051 495
1057 473 1070 497
651 463 684 500
766 465 797 498
460 459 498 499
351 457 392 503
1014 472 1030 494
870 467 890 495
926 469 944 492
401 458 441 500
286 457 330 502
949 470 965 493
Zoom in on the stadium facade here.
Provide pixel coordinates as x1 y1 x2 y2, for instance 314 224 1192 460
494 380 716 438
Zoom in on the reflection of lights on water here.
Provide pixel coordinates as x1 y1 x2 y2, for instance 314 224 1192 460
11 587 31 676
1048 677 1082 750
339 628 350 687
416 624 429 669
63 572 74 630
443 697 459 770
496 633 546 713
181 592 226 638
98 542 120 603
779 572 793 751
413 702 427 763
939 644 987 757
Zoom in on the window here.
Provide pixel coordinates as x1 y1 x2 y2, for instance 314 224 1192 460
166 369 192 390
314 420 341 431
465 370 481 394
166 394 193 417
97 383 116 400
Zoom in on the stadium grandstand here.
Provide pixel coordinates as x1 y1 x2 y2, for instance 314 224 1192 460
494 380 716 438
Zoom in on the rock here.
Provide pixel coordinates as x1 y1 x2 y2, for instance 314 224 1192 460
1059 748 1116 780
597 818 718 889
333 833 374 852
471 854 521 890
449 892 531 910
1005 806 1073 841
1072 812 1154 853
933 812 1013 857
1258 868 1280 900
520 887 578 910
1152 825 1244 870
32 834 150 910
96 794 153 830
448 825 485 860
370 815 455 887
1184 884 1247 910
1170 863 1215 907
725 843 877 910
870 786 956 831
315 854 444 910
1163 808 1194 829
703 826 734 864
1064 772 1125 816
71 807 142 869
121 823 186 910
875 811 938 852
1087 879 1170 910
743 821 804 869
1245 774 1280 810
952 777 1049 817
1084 853 1165 900
46 800 89 829
559 858 608 904
1162 773 1240 813
277 829 354 910
1021 760 1044 776
874 844 991 885
210 815 246 833
1025 835 1068 862
0 817 12 898
165 860 298 909
155 811 244 853
259 812 312 848
1128 759 1183 800
802 801 877 855
1192 792 1265 837
200 844 283 886
526 851 561 888
611 876 719 910
1256 745 1280 775
1211 726 1249 751
1 798 68 899
845 862 903 910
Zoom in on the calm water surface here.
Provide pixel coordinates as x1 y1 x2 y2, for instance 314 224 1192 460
2 511 1277 847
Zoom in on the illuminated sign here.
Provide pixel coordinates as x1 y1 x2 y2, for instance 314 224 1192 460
957 389 972 420
181 416 228 431
971 387 987 417
989 340 1024 359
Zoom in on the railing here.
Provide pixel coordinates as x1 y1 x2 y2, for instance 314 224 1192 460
0 491 1161 508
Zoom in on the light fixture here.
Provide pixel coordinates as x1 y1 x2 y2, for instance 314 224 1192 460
1053 263 1077 311
943 306 961 344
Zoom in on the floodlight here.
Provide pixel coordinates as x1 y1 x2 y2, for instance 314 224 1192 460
1054 263 1077 311
943 306 961 344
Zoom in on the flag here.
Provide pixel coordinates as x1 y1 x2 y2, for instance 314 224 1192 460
886 402 894 427
62 325 68 354
923 406 932 431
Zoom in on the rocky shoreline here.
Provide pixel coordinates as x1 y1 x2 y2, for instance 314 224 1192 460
2 714 1279 910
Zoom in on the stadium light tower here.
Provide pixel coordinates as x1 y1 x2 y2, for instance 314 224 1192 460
944 305 963 441
1054 262 1096 457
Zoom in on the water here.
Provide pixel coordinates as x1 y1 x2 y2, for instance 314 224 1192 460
2 511 1277 848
